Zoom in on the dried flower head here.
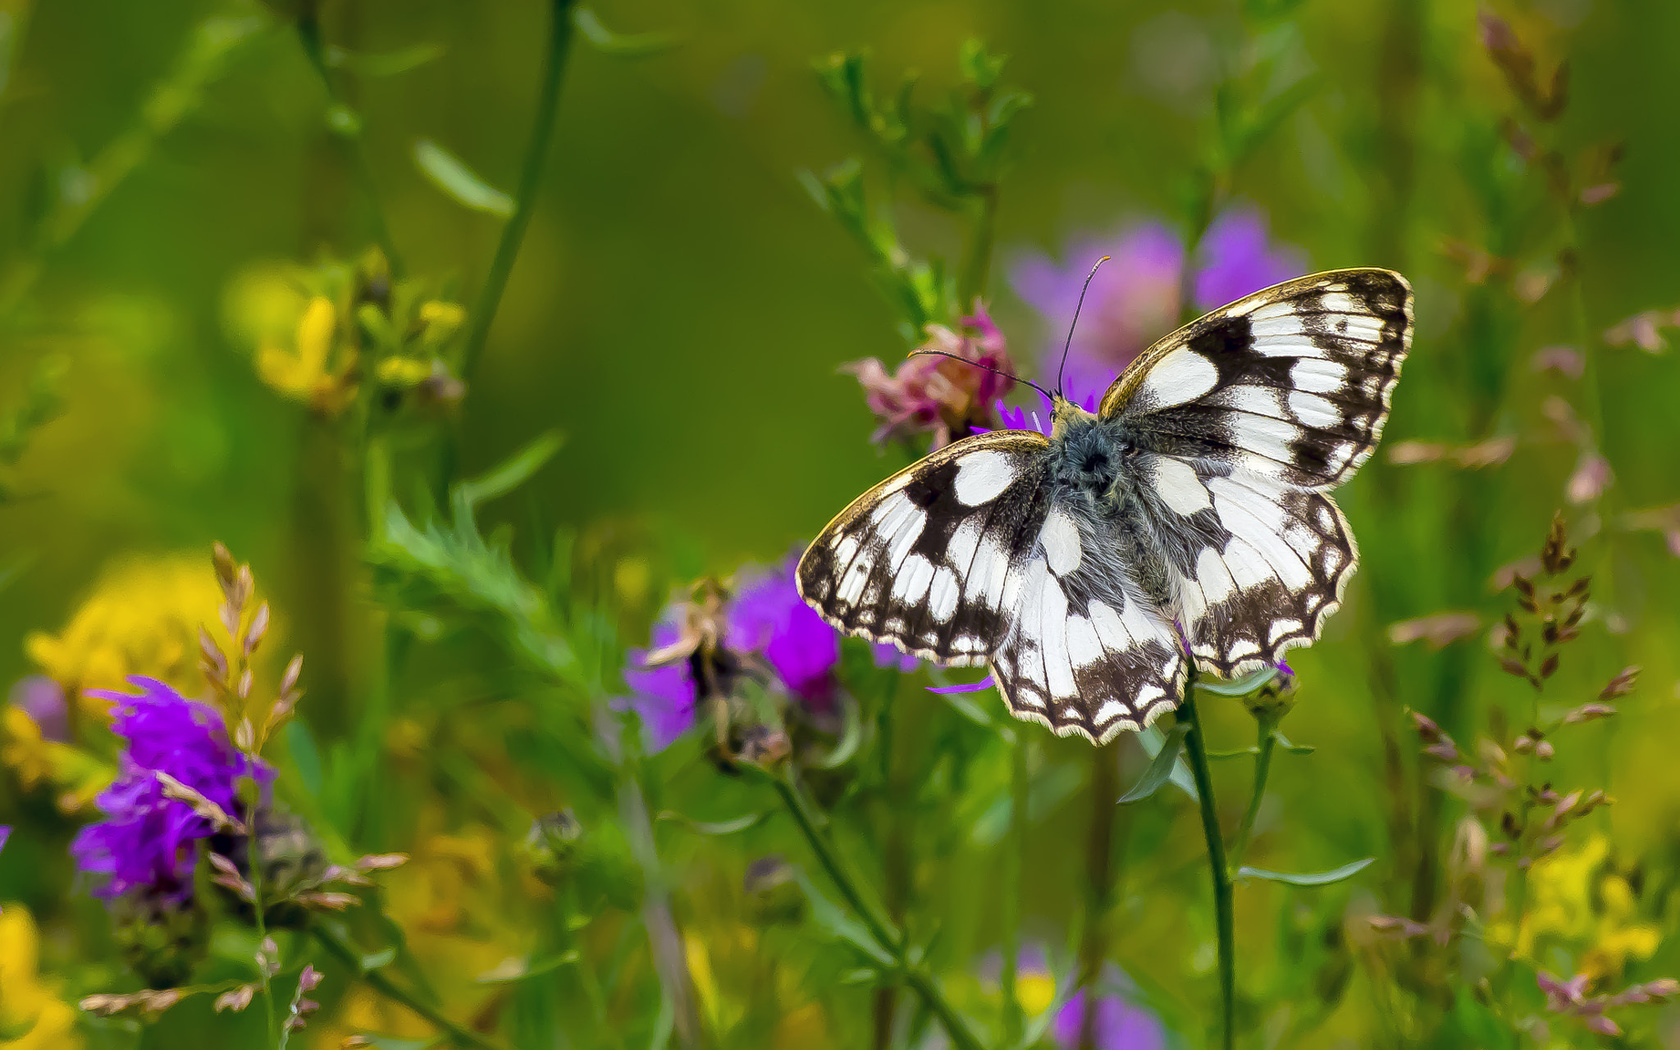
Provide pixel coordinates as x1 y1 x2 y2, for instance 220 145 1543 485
845 303 1016 449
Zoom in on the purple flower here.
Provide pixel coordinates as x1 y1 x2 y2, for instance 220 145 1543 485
622 555 844 750
69 677 272 902
871 643 919 673
728 555 840 711
846 304 1017 450
1012 223 1183 397
621 621 701 751
1010 208 1306 399
1053 988 1167 1050
1192 209 1306 314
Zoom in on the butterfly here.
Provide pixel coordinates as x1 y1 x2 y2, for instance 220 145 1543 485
796 269 1412 743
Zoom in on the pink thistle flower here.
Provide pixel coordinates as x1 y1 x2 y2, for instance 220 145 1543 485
845 303 1016 450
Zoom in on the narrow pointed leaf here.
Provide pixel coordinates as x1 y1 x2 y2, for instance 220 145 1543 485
1119 724 1190 804
1237 857 1374 886
413 138 514 217
573 8 677 58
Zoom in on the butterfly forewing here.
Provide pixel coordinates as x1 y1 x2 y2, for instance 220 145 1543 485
1102 269 1411 489
797 431 1051 665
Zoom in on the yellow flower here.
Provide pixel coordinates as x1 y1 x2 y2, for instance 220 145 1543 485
0 707 110 813
375 356 433 387
1518 834 1661 982
256 296 356 414
0 907 82 1049
418 300 466 337
1016 970 1057 1016
25 554 227 722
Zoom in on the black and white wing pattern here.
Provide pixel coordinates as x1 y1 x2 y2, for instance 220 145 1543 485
1103 268 1412 678
797 432 1052 667
797 432 1186 740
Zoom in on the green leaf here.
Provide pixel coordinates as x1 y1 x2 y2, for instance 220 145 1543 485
1137 722 1198 799
814 694 866 770
282 719 323 801
573 8 678 58
326 42 445 78
1119 724 1190 804
1275 730 1315 755
1196 666 1280 696
475 951 579 984
457 432 565 510
656 811 765 836
413 138 514 217
1237 857 1375 887
793 872 895 967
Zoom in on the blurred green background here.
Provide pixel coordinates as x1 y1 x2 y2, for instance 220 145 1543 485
5 0 1680 1046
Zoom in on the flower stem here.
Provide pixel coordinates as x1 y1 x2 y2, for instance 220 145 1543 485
1000 728 1030 1044
294 11 404 277
457 0 579 384
1075 739 1122 1048
767 770 986 1050
309 922 511 1050
246 817 277 1046
1227 711 1278 873
958 185 998 307
1180 673 1235 1050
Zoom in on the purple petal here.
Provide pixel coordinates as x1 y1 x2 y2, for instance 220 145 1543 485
928 676 996 695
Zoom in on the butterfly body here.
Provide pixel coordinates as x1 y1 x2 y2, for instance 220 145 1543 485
799 269 1412 743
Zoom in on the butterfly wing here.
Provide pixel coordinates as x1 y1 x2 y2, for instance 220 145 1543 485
1102 268 1411 677
797 431 1054 666
800 431 1186 743
986 503 1187 742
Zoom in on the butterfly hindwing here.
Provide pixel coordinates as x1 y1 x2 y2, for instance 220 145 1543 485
1102 269 1411 489
797 431 1052 665
988 503 1186 742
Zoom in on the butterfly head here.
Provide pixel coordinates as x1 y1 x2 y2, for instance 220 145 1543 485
1048 394 1098 439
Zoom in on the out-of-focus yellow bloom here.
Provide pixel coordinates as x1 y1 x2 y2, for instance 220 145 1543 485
25 554 226 721
0 708 110 813
375 356 432 387
1518 834 1660 983
1016 969 1056 1016
0 906 82 1049
256 296 356 414
418 300 466 335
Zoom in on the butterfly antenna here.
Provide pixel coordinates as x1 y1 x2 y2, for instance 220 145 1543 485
1056 255 1110 396
908 348 1055 403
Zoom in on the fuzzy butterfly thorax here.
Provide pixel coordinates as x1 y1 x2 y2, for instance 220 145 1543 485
799 269 1412 744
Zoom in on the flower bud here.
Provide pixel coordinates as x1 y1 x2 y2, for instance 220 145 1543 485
521 810 584 887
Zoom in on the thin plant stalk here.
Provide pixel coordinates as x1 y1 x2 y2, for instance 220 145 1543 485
309 923 512 1050
247 821 277 1046
1180 672 1235 1050
295 10 404 277
958 186 999 306
1074 738 1122 1049
767 770 987 1050
1000 727 1030 1044
457 0 580 383
1228 711 1279 872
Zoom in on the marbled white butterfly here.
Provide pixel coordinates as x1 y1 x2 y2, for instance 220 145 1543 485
797 269 1412 743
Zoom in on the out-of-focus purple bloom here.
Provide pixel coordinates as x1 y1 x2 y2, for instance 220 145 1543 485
729 556 840 711
1011 223 1182 397
0 825 9 854
1010 208 1305 400
621 621 700 751
8 675 69 742
622 555 845 750
846 304 1017 449
928 676 994 695
69 677 272 903
872 642 919 673
1053 988 1167 1050
1192 209 1307 314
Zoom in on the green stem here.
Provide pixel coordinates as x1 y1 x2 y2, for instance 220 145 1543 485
457 0 579 384
1180 676 1235 1050
958 185 998 307
309 923 511 1050
1227 712 1278 872
1075 739 1121 1050
248 824 277 1048
295 11 403 276
767 770 986 1050
1000 728 1029 1044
